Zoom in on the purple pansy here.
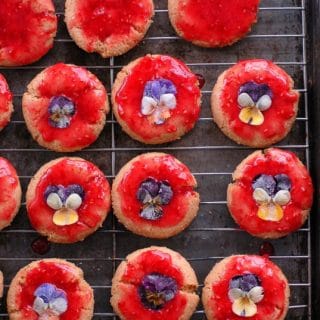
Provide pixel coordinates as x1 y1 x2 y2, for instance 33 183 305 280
237 81 274 126
48 95 76 129
33 283 68 316
136 178 173 221
228 274 264 317
138 273 178 310
141 79 177 125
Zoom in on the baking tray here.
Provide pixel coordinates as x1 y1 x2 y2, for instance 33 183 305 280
0 0 314 319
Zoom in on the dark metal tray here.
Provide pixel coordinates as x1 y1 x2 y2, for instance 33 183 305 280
0 0 315 319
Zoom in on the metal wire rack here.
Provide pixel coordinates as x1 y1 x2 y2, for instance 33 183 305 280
0 0 313 319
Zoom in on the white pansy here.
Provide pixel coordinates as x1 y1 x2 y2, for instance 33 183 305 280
33 296 48 315
49 297 68 315
248 286 264 303
228 288 244 302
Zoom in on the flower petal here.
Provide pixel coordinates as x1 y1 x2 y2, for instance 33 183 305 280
232 297 257 317
140 205 163 221
49 297 68 315
141 96 157 115
228 288 244 302
238 93 255 108
248 286 264 303
160 93 176 109
253 188 271 204
65 193 82 210
46 193 63 210
53 208 79 226
152 108 171 125
239 107 264 126
256 94 272 111
273 190 291 206
257 202 284 222
33 296 49 315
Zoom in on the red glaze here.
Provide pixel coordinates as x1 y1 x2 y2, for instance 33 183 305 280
27 158 111 243
0 157 20 228
0 0 57 66
0 73 13 128
228 148 313 236
16 261 93 320
24 63 107 150
219 60 299 142
207 255 288 320
118 249 187 320
173 0 259 47
117 154 197 228
115 55 201 142
73 0 153 51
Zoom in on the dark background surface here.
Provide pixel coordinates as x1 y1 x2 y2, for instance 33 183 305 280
0 0 315 319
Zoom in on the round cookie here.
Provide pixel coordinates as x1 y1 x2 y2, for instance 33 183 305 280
111 246 199 320
112 152 200 238
0 73 14 130
26 157 111 243
65 0 154 58
7 258 94 320
211 59 299 147
112 54 201 144
0 0 57 66
168 0 259 48
22 63 109 152
0 157 21 230
227 148 313 239
202 255 289 320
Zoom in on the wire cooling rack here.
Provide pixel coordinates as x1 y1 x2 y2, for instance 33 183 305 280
0 0 313 319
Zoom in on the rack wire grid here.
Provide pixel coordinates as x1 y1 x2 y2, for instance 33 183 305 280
0 0 313 319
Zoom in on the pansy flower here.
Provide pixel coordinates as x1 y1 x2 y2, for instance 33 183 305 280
44 184 85 226
33 283 68 318
136 178 173 220
228 274 264 317
48 96 76 129
252 174 291 221
237 81 273 125
138 273 178 310
141 78 177 125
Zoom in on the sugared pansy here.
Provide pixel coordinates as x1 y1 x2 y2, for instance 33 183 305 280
141 79 177 125
138 273 178 310
252 174 292 221
237 82 273 126
33 283 68 318
136 178 173 221
44 184 85 226
48 96 76 129
228 274 264 317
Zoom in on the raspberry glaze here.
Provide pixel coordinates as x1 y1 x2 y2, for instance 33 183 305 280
16 260 93 320
206 255 288 320
118 249 188 320
218 60 299 142
228 148 313 237
70 0 153 52
0 73 13 129
172 0 259 47
23 63 108 151
27 158 111 243
0 0 57 66
0 157 20 229
114 55 201 142
117 154 197 228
